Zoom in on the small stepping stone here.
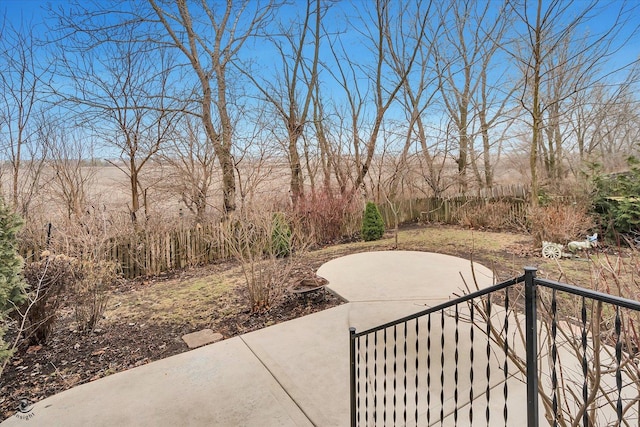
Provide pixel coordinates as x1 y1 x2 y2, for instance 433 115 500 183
182 329 223 349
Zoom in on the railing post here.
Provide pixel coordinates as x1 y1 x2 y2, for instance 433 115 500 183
350 327 357 427
524 267 539 427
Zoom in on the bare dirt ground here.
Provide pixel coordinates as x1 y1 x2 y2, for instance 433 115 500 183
0 224 608 421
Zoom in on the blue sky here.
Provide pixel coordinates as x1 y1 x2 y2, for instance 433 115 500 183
1 0 639 160
1 0 55 22
3 0 637 70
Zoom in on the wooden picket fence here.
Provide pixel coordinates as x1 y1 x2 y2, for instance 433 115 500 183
418 196 528 224
379 195 529 227
20 224 234 279
106 225 233 278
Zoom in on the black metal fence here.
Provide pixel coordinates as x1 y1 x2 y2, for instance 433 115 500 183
349 268 640 426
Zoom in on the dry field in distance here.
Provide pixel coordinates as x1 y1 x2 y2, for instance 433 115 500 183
3 152 536 226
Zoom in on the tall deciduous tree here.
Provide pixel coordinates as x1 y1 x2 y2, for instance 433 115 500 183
148 0 278 216
53 29 178 223
509 0 638 204
394 6 444 198
0 19 50 216
433 0 513 191
568 66 640 172
326 0 431 197
239 0 324 206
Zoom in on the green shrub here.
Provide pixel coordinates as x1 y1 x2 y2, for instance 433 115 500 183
0 200 25 365
591 157 640 236
0 202 25 312
271 213 292 258
361 202 385 241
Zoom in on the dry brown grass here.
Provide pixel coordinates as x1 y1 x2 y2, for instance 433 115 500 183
105 264 241 327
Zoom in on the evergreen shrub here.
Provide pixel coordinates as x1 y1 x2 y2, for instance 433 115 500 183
592 157 640 236
361 202 385 241
271 213 292 258
0 200 25 365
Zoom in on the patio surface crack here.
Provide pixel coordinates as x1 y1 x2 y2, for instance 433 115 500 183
239 335 317 427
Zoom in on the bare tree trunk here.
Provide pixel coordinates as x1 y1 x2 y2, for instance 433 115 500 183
148 0 274 216
129 157 140 222
233 0 322 207
313 94 333 193
480 120 493 188
529 0 543 207
327 0 430 198
215 62 237 214
288 125 304 205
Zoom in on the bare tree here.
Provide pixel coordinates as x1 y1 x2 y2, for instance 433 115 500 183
314 100 358 196
147 0 279 216
0 19 50 216
433 0 514 191
508 0 639 204
233 139 280 215
45 124 97 221
325 0 431 198
51 19 180 224
158 116 216 223
415 118 459 198
535 33 605 184
238 0 324 206
568 66 640 172
310 81 338 194
393 8 443 198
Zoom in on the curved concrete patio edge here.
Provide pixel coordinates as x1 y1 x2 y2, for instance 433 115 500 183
1 251 495 427
318 250 494 304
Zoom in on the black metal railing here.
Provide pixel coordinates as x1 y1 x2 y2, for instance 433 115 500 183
349 267 640 426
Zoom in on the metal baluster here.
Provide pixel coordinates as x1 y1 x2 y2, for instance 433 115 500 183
503 287 509 426
440 309 445 424
551 289 558 426
394 324 397 425
615 306 623 423
403 321 408 425
383 328 387 425
365 334 369 426
486 297 492 427
373 331 378 424
469 304 475 426
415 318 419 425
581 296 589 427
356 335 361 427
427 313 432 425
455 304 459 424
